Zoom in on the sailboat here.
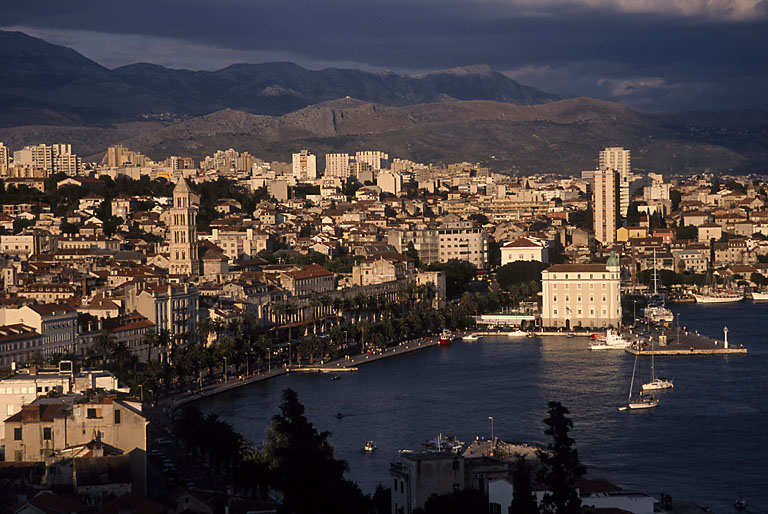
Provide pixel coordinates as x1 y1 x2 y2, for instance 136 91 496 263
641 250 674 325
618 350 659 411
642 337 673 391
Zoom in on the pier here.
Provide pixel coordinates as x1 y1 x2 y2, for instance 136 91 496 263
623 325 747 356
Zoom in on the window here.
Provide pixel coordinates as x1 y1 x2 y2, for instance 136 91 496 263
43 427 51 440
114 409 121 424
87 408 98 419
14 427 22 440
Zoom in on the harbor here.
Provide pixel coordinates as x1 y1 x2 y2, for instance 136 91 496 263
623 325 748 356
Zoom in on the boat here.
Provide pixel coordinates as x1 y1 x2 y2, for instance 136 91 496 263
734 494 747 511
589 329 631 350
462 334 480 342
642 337 673 391
567 333 575 338
506 330 528 338
364 441 376 452
619 350 660 411
334 412 344 419
642 251 675 324
751 290 768 301
693 292 744 303
439 329 454 345
330 375 341 381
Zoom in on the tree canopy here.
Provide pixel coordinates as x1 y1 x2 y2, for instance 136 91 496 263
537 401 585 514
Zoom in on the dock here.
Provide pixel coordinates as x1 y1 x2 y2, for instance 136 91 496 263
623 325 747 356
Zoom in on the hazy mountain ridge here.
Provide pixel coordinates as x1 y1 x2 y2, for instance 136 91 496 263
0 30 561 127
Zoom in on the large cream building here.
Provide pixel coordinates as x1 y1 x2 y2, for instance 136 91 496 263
541 256 621 329
292 149 317 181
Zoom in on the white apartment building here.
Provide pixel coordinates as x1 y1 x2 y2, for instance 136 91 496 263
541 258 621 329
377 170 403 195
205 227 274 261
500 237 549 265
0 230 57 257
593 168 620 245
325 153 351 179
355 151 388 170
292 150 317 181
0 142 9 172
599 147 631 217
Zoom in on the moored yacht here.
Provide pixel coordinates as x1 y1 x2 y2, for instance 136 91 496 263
588 329 631 350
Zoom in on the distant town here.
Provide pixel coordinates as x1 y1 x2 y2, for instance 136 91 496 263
0 140 761 512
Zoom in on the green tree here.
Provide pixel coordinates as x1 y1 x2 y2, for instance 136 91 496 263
405 241 420 268
262 388 368 514
496 261 548 290
509 457 539 514
670 189 682 211
537 402 585 514
412 489 489 514
427 259 476 298
675 224 698 240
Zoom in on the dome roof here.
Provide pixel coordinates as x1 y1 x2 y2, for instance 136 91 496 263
606 251 620 267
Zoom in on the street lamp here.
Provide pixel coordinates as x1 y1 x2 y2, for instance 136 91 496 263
223 356 228 382
676 313 680 345
633 300 637 328
488 416 494 444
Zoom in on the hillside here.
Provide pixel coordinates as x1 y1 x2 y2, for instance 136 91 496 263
113 98 768 173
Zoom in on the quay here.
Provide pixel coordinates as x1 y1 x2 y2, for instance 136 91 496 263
623 325 747 356
287 366 358 373
169 337 440 409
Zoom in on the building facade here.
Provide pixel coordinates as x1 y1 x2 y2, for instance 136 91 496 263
541 259 621 329
593 168 620 245
599 146 631 217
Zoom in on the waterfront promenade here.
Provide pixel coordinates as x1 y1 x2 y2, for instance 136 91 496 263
169 337 441 409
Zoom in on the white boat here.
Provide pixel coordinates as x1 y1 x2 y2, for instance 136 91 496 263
506 330 528 338
643 251 675 324
364 441 376 452
693 292 744 303
642 338 673 391
751 290 768 301
588 329 631 350
619 350 660 411
462 334 480 342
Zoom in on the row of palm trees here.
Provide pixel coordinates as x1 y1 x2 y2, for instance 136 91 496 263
38 284 530 401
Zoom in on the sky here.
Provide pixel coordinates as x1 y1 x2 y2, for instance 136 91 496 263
2 0 767 111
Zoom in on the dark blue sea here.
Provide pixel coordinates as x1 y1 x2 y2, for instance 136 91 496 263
201 301 767 513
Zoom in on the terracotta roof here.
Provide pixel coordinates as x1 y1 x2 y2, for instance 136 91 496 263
283 264 334 280
502 237 544 248
27 303 76 315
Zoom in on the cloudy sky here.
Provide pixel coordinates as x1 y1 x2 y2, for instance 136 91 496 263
3 0 767 111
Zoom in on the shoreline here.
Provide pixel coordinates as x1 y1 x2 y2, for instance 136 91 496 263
169 337 442 410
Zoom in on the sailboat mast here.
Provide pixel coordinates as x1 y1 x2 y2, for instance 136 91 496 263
650 337 656 381
628 351 639 403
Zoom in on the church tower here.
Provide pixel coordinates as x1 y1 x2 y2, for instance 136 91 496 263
168 178 199 277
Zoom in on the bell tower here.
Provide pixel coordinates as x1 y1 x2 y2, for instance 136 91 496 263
168 178 199 277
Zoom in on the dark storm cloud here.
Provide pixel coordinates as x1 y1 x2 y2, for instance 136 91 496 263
3 0 767 110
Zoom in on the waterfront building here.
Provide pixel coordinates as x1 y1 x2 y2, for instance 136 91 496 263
599 146 631 217
292 150 317 181
278 264 336 296
593 168 620 245
167 178 199 277
352 253 415 287
390 452 465 514
541 256 621 329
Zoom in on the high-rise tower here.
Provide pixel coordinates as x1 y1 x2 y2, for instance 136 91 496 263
168 178 199 277
593 168 620 245
599 147 630 217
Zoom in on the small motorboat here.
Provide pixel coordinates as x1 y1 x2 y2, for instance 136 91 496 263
330 375 341 381
734 494 747 511
364 441 376 452
462 334 479 342
334 412 344 419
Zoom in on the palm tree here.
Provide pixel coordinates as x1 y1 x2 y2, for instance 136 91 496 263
110 340 132 370
93 330 116 365
197 317 216 347
141 329 158 363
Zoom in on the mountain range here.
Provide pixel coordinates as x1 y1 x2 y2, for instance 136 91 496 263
0 30 767 173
